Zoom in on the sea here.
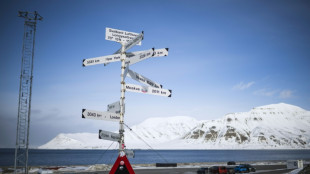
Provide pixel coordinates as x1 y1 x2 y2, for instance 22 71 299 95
1 149 310 166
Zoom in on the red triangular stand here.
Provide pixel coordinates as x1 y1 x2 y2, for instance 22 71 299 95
109 155 135 174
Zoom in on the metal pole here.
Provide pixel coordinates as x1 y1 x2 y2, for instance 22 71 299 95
25 20 37 173
119 43 126 155
14 18 27 174
14 11 42 174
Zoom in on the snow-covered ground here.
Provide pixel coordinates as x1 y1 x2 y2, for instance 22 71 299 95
39 103 310 149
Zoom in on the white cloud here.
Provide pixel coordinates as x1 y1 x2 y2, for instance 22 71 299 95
253 89 294 98
254 88 277 97
233 81 255 90
279 90 294 99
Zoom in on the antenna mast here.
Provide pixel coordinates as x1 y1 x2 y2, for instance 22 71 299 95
14 11 42 174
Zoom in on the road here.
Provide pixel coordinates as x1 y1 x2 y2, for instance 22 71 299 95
133 165 294 174
58 164 294 174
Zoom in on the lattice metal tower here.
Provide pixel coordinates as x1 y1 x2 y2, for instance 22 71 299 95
14 11 42 174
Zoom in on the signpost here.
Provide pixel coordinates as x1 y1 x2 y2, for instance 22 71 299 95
125 48 169 65
127 69 162 88
106 27 142 45
107 101 121 114
125 83 172 97
99 130 120 142
153 48 169 57
83 53 121 67
104 31 144 66
114 31 144 54
125 48 154 65
82 27 171 174
82 109 120 122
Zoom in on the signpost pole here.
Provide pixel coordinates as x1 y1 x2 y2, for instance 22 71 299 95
82 27 170 173
119 42 126 155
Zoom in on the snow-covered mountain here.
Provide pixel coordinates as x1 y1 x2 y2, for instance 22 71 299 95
39 116 198 149
181 103 310 149
39 103 310 149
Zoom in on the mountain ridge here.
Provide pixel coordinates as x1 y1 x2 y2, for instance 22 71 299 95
39 103 310 149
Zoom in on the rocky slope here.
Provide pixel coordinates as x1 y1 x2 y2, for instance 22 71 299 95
181 103 310 149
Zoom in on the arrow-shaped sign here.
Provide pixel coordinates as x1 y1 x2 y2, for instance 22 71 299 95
125 83 171 97
83 47 160 67
124 31 144 51
82 53 121 67
125 48 154 65
127 69 162 88
105 27 142 46
126 48 168 58
125 48 169 66
82 109 120 122
114 31 144 54
107 101 124 114
153 48 169 57
99 130 120 142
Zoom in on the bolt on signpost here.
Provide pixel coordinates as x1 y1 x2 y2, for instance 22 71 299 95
82 27 171 174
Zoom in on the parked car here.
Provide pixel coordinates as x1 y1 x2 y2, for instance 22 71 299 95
227 161 236 165
226 166 236 174
235 165 248 173
219 166 228 174
209 166 219 174
240 164 256 172
206 166 228 174
197 167 209 174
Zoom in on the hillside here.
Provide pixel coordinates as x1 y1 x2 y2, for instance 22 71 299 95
39 103 310 149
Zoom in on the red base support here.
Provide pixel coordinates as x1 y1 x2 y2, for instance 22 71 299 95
109 155 135 174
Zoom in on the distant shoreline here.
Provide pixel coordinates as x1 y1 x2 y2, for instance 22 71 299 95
2 149 309 167
2 148 310 150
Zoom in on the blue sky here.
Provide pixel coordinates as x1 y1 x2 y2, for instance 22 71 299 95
1 0 310 147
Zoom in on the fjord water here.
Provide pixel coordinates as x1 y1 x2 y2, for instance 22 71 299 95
1 149 310 166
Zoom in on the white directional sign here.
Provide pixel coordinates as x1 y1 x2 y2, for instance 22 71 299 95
106 27 142 45
114 31 144 54
125 83 171 97
127 69 162 88
82 109 120 122
125 48 168 66
125 50 146 58
83 54 121 67
99 130 120 142
125 48 154 65
153 48 169 57
124 31 143 51
125 150 135 158
107 101 121 114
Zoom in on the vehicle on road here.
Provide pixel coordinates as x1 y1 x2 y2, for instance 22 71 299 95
209 166 219 174
206 166 228 174
197 167 209 174
235 165 248 173
226 166 236 174
218 166 228 174
227 161 236 165
240 164 256 172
